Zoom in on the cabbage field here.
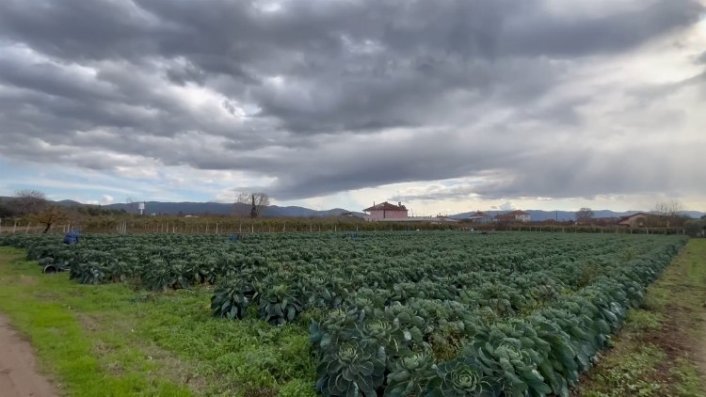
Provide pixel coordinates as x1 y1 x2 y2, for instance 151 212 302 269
0 232 686 397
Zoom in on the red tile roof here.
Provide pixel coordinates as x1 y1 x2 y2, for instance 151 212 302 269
363 201 408 212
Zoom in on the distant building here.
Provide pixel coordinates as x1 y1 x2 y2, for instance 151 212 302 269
339 211 364 219
464 211 494 224
617 213 650 228
496 210 531 223
363 201 409 221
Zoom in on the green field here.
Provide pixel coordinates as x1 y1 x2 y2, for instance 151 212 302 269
0 232 693 396
575 238 706 397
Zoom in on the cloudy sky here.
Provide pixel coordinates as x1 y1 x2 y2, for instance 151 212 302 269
1 0 705 214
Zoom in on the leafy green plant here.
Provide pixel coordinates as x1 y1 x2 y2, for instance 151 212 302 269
314 343 386 397
259 284 302 325
211 281 257 319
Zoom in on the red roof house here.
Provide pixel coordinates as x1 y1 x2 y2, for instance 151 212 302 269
363 201 409 221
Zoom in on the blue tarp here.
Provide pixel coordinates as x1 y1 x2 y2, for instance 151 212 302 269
63 230 80 245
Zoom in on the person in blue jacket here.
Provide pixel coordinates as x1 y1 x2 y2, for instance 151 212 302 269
63 230 80 245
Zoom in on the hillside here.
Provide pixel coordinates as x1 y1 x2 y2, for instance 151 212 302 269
101 201 361 218
2 196 702 220
451 209 705 222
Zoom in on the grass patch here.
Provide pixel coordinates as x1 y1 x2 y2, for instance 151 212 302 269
575 239 706 396
0 247 316 397
624 309 662 332
582 345 666 397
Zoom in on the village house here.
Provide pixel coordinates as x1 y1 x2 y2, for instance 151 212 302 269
496 210 531 223
617 213 650 228
363 201 409 221
464 211 494 224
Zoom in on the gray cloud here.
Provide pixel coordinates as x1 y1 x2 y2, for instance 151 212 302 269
500 0 703 56
0 0 704 201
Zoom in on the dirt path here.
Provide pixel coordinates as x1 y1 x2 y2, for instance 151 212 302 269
0 315 57 397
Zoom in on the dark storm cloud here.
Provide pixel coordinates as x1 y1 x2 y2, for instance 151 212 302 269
0 0 704 200
474 144 706 199
500 0 703 56
391 143 706 203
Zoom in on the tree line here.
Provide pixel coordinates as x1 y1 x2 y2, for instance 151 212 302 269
0 190 126 233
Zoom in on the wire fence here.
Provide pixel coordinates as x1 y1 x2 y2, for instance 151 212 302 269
0 219 688 236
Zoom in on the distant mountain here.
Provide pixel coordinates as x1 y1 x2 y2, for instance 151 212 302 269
102 201 364 218
679 211 706 219
3 195 702 220
55 199 85 207
104 201 228 215
451 209 705 222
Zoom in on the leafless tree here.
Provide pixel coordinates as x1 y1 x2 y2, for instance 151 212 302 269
233 192 250 217
653 200 687 227
575 208 594 224
32 206 69 233
234 192 270 218
654 200 683 216
13 189 48 215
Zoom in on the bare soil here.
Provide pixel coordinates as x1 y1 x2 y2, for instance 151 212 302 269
0 315 57 397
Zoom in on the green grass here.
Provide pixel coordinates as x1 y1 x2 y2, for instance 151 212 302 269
576 239 706 396
0 247 316 397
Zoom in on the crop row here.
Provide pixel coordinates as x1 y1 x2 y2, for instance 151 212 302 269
0 232 686 396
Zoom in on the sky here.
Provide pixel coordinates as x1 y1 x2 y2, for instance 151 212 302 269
0 0 705 215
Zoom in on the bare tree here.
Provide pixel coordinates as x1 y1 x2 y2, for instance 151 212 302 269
653 200 687 228
575 208 594 224
233 192 250 217
654 200 683 216
13 190 48 215
32 206 68 233
234 192 270 218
